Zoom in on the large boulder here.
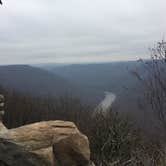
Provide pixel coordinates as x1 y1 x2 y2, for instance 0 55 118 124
0 121 92 166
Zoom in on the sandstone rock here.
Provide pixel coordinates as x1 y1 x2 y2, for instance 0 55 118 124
0 120 91 166
33 147 54 166
53 132 90 166
0 122 8 134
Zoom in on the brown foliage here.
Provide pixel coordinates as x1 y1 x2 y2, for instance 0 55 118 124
0 89 165 165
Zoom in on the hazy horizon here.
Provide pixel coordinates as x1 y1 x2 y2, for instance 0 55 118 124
0 58 150 66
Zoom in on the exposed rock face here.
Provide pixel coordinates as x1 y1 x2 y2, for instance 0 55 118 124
33 147 54 166
0 121 92 166
0 122 7 133
0 138 49 166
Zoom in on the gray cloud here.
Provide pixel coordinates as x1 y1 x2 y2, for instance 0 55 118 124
0 0 166 64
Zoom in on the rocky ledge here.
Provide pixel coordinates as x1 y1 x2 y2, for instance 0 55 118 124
0 121 94 166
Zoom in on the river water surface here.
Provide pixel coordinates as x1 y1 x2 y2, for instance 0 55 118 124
97 91 116 111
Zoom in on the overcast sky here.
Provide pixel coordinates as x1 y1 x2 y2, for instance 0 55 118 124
0 0 166 64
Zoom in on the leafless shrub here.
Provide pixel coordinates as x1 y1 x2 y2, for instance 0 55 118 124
136 40 166 130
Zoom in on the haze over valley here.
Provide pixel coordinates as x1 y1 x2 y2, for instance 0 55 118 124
0 61 145 113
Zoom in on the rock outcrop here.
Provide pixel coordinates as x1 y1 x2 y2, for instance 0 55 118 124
0 121 92 166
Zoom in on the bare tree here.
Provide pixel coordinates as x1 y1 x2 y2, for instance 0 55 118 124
144 40 166 128
0 0 2 5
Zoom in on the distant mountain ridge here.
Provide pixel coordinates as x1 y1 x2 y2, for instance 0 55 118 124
0 65 75 96
38 61 146 112
0 62 146 112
